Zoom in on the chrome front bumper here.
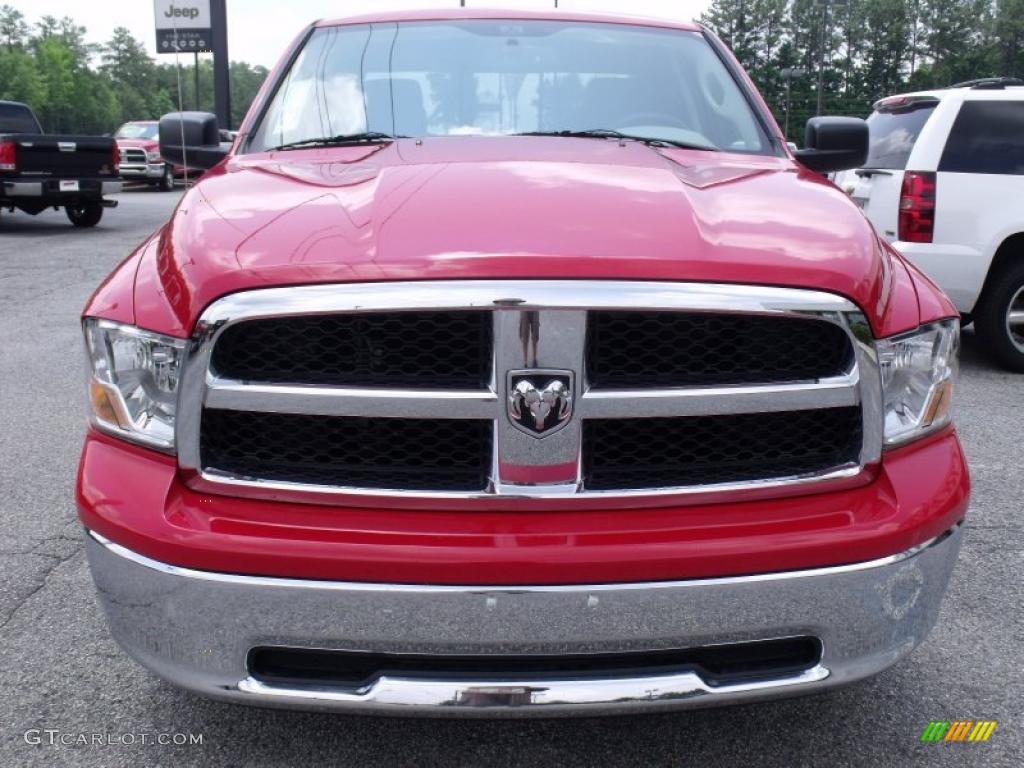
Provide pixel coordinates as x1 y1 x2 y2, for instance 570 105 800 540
119 164 165 180
85 524 962 716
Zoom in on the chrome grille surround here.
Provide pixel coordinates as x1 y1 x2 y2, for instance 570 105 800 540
176 281 883 509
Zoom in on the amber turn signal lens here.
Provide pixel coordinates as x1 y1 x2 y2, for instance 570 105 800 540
922 379 954 428
89 378 128 430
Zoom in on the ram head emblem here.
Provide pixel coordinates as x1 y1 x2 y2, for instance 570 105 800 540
507 371 574 437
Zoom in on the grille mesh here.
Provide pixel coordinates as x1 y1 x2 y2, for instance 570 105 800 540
582 407 862 490
211 311 491 389
200 409 492 492
586 312 853 388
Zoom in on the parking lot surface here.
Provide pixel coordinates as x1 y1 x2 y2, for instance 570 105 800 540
0 191 1020 766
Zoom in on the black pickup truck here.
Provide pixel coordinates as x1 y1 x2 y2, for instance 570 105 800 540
1 100 120 227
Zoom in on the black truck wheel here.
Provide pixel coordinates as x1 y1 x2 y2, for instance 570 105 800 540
66 201 103 228
159 165 175 191
975 260 1024 372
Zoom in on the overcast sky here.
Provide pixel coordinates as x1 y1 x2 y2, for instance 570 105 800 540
15 0 711 67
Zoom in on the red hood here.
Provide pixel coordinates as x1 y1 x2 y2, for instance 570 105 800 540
116 138 158 150
129 136 928 336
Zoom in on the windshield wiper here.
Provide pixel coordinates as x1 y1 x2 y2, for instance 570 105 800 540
269 132 403 151
514 129 717 151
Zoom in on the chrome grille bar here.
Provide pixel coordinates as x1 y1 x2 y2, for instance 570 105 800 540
577 375 859 418
204 381 499 419
203 377 860 420
177 280 882 508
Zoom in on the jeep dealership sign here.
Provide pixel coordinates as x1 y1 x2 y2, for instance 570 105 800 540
154 1 213 53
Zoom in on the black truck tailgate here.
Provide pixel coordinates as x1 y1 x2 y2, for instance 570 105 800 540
3 134 117 178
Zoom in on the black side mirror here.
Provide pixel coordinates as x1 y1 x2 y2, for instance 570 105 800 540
794 116 868 174
159 111 229 170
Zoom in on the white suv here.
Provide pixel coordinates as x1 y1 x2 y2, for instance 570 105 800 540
835 78 1024 370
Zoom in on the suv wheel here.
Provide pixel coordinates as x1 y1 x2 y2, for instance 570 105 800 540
159 165 175 191
65 201 104 228
975 261 1024 372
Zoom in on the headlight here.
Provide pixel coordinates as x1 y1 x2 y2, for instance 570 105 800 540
147 151 162 162
876 319 958 446
84 319 185 452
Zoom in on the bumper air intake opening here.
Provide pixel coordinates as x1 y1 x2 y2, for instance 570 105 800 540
246 636 823 691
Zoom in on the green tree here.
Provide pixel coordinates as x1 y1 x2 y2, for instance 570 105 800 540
230 61 268 126
701 0 760 65
72 68 120 133
56 15 95 63
0 47 45 105
32 36 75 131
860 0 912 101
0 4 28 51
991 0 1024 76
102 27 169 123
32 14 59 45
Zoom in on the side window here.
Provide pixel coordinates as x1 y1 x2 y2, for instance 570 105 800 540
939 101 1024 174
252 25 376 150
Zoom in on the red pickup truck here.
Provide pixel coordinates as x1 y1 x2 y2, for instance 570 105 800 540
78 10 968 716
114 121 182 191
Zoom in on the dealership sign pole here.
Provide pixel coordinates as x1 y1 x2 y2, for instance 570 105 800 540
210 0 231 129
153 0 232 129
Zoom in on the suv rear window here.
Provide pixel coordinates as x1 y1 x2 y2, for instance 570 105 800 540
864 102 936 169
0 103 41 134
939 100 1024 174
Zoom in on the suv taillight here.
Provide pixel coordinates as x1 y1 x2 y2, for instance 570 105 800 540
112 142 120 174
0 140 16 172
899 171 936 243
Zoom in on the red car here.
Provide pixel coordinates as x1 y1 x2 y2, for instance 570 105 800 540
114 120 185 190
78 10 968 715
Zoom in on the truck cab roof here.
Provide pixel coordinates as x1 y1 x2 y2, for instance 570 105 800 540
318 7 702 32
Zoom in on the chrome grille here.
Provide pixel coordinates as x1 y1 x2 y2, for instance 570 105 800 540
177 281 881 507
120 147 147 165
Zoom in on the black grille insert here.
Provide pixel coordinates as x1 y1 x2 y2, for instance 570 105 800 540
200 410 492 492
247 636 822 690
211 311 491 389
586 311 853 388
583 407 862 490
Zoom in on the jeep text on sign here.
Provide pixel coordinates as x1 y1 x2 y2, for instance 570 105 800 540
153 1 210 30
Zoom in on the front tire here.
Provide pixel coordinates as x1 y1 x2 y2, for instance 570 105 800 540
65 201 103 228
975 261 1024 372
158 165 174 191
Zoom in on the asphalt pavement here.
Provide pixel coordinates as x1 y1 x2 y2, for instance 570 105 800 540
0 189 1020 767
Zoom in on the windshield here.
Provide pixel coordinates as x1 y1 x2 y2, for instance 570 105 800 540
115 123 158 139
250 20 769 154
864 103 937 169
